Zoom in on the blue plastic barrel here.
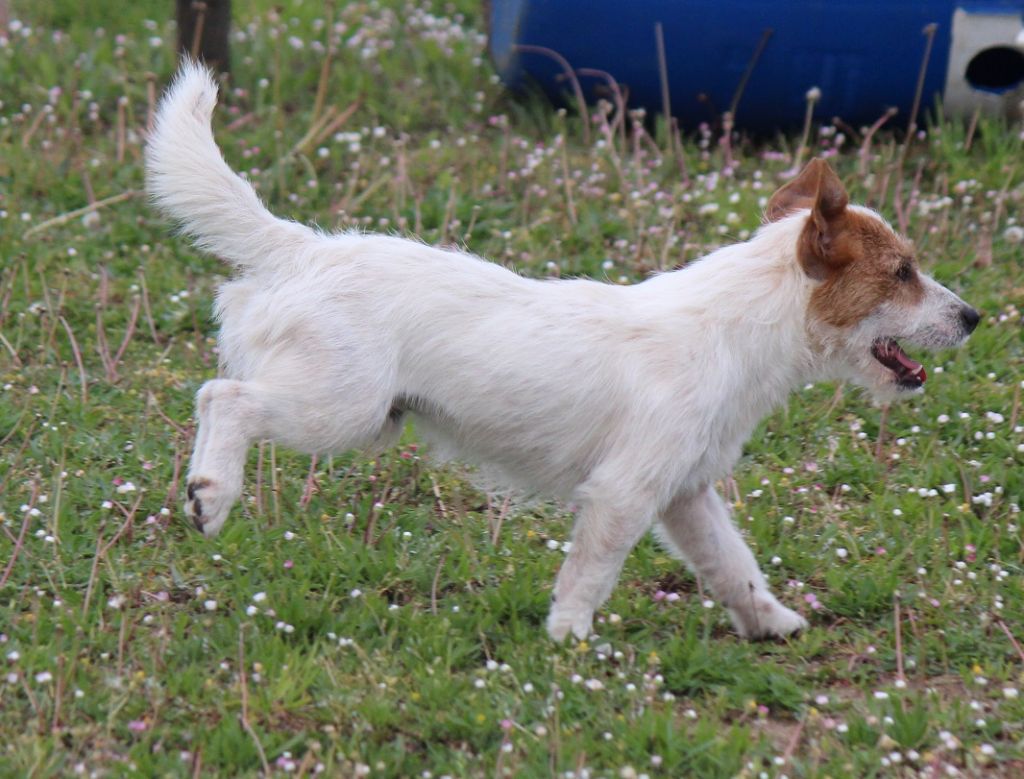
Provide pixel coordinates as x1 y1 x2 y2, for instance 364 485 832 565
488 0 1024 130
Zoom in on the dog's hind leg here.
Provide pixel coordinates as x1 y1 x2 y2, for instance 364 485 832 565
656 486 808 639
186 378 269 537
546 483 657 641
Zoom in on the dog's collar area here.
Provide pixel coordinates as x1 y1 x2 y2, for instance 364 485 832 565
871 338 926 389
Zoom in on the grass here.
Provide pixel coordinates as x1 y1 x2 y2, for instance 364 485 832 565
1 1 1023 776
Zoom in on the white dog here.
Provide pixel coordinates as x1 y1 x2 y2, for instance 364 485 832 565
147 63 978 641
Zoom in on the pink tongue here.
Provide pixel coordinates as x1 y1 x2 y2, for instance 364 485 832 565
894 348 926 381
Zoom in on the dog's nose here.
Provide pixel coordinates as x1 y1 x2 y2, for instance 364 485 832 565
960 306 980 334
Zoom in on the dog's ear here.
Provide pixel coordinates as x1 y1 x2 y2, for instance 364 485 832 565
767 159 850 281
765 158 848 222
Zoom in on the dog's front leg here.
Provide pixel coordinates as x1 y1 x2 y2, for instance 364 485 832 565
186 378 266 537
657 485 808 639
546 493 656 642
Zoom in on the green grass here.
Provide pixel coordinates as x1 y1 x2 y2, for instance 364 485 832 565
2 1 1024 777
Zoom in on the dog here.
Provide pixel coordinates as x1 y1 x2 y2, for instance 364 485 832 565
146 62 979 641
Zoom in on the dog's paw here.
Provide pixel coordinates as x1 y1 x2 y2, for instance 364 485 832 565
546 605 594 642
731 594 808 640
185 477 233 537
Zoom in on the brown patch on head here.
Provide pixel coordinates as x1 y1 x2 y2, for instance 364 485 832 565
766 159 925 328
806 212 924 327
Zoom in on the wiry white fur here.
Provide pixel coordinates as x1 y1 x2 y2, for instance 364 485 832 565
147 63 974 642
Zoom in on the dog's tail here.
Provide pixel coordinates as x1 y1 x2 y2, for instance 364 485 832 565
146 60 313 269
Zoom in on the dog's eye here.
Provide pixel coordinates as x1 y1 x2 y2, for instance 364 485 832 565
895 262 914 282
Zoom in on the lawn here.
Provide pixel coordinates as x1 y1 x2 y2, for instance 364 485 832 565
1 1 1023 777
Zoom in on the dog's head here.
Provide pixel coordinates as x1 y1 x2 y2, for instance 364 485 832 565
766 159 979 402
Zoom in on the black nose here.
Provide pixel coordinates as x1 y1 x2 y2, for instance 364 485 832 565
960 306 980 334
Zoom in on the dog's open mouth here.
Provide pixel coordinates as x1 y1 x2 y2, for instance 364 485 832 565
871 338 926 389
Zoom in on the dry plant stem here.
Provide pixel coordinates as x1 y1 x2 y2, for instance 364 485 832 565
0 482 40 588
990 164 1019 231
576 68 626 147
138 271 163 345
438 181 457 245
50 442 68 544
189 1 208 59
654 21 672 149
116 610 129 676
671 118 690 187
269 443 281 525
238 629 272 775
905 23 938 143
0 331 22 367
21 189 142 238
288 98 362 159
996 620 1024 665
430 475 449 520
875 403 890 462
225 111 255 132
964 105 982 152
895 22 938 203
80 493 143 618
20 104 49 148
145 72 157 133
1008 382 1021 433
513 44 590 145
146 391 188 438
42 271 68 359
489 495 511 546
255 441 265 516
780 715 808 765
58 316 88 404
300 454 318 508
728 27 774 119
112 295 141 368
857 108 898 177
116 97 126 163
557 128 578 225
719 111 734 171
792 91 819 171
430 553 447 615
894 594 906 683
0 420 37 495
51 654 66 732
310 0 336 126
164 443 186 518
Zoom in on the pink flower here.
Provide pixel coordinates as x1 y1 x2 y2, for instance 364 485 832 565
500 718 513 731
653 590 666 602
128 720 147 732
283 560 294 569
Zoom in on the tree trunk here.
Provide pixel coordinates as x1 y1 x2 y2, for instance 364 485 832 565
176 0 231 75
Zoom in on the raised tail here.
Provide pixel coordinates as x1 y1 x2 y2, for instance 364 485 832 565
146 60 312 269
